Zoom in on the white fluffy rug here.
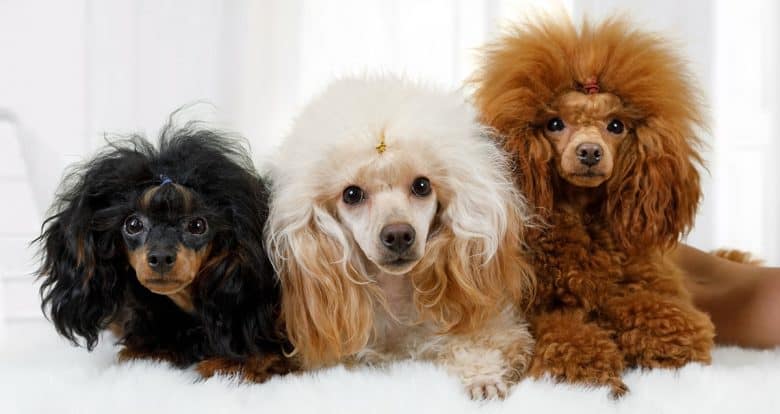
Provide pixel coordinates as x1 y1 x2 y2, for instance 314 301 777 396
2 322 779 414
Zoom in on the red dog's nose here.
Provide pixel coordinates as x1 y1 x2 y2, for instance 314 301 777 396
576 143 603 167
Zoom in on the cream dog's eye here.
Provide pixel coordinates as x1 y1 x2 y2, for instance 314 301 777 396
607 119 625 134
342 185 365 205
546 117 565 132
411 177 431 197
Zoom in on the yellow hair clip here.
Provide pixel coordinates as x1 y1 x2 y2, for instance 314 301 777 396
375 128 387 154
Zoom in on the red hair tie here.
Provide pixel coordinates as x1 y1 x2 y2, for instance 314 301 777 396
583 76 600 94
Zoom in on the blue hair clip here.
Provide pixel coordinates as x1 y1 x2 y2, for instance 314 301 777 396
159 174 174 186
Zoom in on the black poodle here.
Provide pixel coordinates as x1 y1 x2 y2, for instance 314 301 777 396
36 122 291 381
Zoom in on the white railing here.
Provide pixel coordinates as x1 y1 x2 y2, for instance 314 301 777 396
0 113 45 324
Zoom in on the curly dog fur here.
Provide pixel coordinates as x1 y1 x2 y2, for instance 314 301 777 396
36 123 292 380
266 76 535 399
473 16 715 396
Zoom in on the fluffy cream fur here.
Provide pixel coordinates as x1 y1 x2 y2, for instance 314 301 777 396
265 76 535 399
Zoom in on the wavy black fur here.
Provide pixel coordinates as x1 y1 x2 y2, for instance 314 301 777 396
36 122 284 366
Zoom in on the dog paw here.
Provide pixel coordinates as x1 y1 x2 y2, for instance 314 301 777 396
466 378 509 400
197 355 294 383
607 294 715 370
444 345 515 400
117 347 182 365
608 379 629 399
196 357 242 379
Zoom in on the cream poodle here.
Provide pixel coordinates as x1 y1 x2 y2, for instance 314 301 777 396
265 76 535 399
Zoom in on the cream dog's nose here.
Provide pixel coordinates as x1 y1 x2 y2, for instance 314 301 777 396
380 223 415 254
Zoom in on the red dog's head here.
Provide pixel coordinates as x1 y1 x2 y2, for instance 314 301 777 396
473 16 705 252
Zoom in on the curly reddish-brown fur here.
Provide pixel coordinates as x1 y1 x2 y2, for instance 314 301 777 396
473 16 715 396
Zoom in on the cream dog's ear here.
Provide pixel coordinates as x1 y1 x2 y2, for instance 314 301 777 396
265 201 375 368
410 139 535 333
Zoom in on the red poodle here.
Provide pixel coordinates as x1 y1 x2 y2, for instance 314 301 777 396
473 16 715 396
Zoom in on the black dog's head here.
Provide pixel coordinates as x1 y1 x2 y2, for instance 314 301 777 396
37 123 279 358
123 178 216 300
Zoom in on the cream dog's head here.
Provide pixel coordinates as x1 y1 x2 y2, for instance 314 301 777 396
265 76 534 367
333 138 438 275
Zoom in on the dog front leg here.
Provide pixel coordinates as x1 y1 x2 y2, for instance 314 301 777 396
196 353 296 383
603 290 715 369
529 308 628 397
116 346 193 367
437 308 534 400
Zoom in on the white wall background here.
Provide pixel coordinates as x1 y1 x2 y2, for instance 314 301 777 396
0 0 778 325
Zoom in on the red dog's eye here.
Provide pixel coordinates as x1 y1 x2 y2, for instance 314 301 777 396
607 119 625 134
187 217 208 235
124 216 144 235
546 117 565 132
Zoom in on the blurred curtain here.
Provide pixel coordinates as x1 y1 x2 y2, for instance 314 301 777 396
710 0 780 263
0 0 777 265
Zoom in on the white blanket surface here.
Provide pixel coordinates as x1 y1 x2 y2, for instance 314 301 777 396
2 322 778 414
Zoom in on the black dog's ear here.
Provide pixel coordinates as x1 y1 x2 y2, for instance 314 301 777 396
36 141 152 349
196 253 280 358
195 179 282 358
37 217 126 349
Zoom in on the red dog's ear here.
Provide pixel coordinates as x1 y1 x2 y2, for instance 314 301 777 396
503 129 555 218
605 118 702 252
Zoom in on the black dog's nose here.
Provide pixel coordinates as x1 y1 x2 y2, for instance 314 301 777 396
576 143 603 167
380 223 415 254
147 249 176 273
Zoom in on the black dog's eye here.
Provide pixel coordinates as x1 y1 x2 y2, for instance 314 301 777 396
124 216 144 235
546 117 565 132
607 119 625 134
342 186 364 205
187 217 208 235
411 177 432 197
